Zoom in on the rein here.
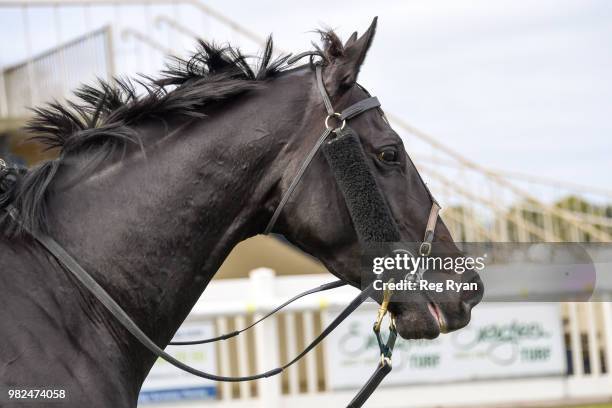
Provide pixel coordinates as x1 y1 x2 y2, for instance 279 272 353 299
0 61 440 407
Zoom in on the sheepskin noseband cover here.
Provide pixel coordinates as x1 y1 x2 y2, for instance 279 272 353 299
322 127 401 243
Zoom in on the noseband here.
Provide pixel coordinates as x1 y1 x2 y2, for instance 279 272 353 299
1 62 441 408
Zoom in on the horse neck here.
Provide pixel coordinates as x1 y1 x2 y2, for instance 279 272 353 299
43 84 305 389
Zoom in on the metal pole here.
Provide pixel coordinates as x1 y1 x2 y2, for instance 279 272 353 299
0 70 8 118
104 25 115 80
22 5 37 109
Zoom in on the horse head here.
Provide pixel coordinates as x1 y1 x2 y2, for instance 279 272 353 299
270 18 483 339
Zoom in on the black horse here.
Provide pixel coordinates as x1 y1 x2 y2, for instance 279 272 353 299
0 19 482 407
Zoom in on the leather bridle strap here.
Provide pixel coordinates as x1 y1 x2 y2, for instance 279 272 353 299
264 64 380 235
263 127 332 235
170 279 347 345
5 203 372 382
340 97 380 121
419 200 441 256
316 64 334 116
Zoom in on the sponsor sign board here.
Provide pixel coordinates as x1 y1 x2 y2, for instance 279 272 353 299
325 303 566 389
139 321 217 403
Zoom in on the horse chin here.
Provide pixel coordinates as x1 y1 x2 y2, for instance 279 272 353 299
391 271 484 340
392 303 441 340
392 300 474 340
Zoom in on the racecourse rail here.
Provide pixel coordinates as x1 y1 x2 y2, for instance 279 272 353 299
136 268 612 408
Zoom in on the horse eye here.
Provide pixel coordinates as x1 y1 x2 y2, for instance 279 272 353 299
378 148 399 163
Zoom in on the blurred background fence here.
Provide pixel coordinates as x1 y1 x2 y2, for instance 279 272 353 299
0 1 610 407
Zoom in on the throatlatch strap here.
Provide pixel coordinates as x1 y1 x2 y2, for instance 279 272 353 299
264 127 333 234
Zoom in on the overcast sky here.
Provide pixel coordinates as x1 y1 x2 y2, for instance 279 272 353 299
1 0 610 193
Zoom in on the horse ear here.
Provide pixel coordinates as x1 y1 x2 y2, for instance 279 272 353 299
329 17 377 91
344 32 358 48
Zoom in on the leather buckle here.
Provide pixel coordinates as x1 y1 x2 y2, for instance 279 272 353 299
419 242 432 256
373 279 394 332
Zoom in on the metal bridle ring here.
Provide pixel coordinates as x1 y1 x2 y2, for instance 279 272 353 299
419 242 432 257
325 113 346 130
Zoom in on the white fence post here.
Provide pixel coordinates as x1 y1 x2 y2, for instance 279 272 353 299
251 268 281 408
586 302 601 376
568 302 584 377
601 298 612 380
284 312 300 395
302 310 318 393
216 316 232 401
235 314 252 399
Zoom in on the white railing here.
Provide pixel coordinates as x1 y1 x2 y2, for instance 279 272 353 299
139 269 612 408
1 26 113 118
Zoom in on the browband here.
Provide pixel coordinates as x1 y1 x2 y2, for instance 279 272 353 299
340 97 380 121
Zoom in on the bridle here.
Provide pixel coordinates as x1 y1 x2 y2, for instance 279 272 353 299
0 60 441 408
264 62 440 256
263 64 384 235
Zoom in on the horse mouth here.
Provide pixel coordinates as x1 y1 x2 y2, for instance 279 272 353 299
392 296 474 339
428 302 447 333
388 272 483 340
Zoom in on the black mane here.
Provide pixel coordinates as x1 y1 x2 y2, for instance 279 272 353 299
0 30 346 236
28 37 288 153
